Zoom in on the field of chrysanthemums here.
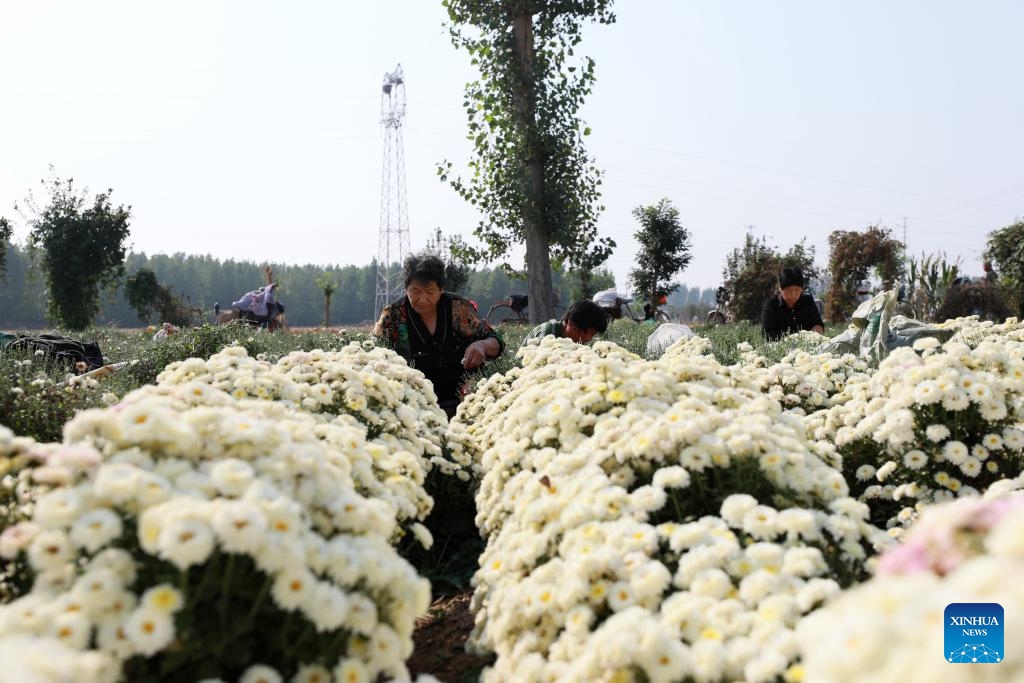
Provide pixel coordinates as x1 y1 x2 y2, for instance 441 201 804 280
1 316 1023 683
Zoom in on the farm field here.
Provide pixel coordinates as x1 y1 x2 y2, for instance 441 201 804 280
1 315 1023 682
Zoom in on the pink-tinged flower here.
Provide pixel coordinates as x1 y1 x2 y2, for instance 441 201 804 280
31 465 73 486
49 444 102 470
0 522 42 559
969 496 1024 532
876 537 933 575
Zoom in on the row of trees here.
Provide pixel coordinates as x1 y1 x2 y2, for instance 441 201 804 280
0 241 607 329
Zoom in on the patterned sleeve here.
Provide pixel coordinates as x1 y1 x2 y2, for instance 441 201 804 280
373 303 401 349
451 297 505 355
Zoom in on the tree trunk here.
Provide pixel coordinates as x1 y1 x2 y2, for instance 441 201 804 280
512 10 555 325
324 292 332 327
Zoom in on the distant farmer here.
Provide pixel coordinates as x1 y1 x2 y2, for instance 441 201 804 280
521 300 609 349
374 252 504 418
984 261 998 283
761 267 825 341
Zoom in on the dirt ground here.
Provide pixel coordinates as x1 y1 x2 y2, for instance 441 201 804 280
408 591 494 683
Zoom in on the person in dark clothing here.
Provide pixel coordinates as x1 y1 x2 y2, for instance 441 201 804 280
761 267 825 341
373 253 504 417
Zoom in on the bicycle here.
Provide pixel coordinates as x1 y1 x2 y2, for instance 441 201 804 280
600 297 669 324
705 286 732 326
486 294 565 324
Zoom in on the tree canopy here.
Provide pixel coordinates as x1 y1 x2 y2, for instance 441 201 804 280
0 217 12 278
985 220 1024 315
20 174 132 330
825 226 903 323
722 234 818 323
440 0 616 323
627 199 692 307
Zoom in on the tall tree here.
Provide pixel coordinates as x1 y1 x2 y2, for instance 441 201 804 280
627 199 692 308
440 0 616 324
985 220 1024 316
20 173 132 330
825 225 903 323
315 271 338 327
0 217 12 278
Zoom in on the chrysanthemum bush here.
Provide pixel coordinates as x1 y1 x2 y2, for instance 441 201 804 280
456 338 890 683
0 350 110 442
730 344 871 417
0 386 433 682
158 343 448 469
797 482 1024 681
805 323 1024 528
155 343 451 534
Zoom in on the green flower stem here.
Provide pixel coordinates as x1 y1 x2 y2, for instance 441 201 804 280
219 553 237 637
246 571 273 622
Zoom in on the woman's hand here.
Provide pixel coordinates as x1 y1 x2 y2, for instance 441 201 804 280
462 339 498 369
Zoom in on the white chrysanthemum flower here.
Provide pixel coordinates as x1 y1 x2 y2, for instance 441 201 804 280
271 567 315 612
903 450 928 470
33 488 85 530
720 494 759 527
924 424 950 443
742 506 779 540
69 508 124 553
308 583 350 632
959 457 982 478
1003 427 1024 450
157 517 215 570
876 461 897 482
48 610 92 650
629 485 668 513
982 433 1004 450
93 463 143 504
88 548 137 586
27 529 74 572
652 465 691 489
70 567 121 614
209 458 256 497
124 607 174 656
410 522 433 550
239 664 283 683
291 664 332 683
855 464 876 482
943 440 969 465
333 658 370 683
607 581 637 612
211 500 268 554
941 391 970 411
345 591 379 636
141 584 184 614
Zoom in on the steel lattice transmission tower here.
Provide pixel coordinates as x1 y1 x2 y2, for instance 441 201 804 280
375 64 411 320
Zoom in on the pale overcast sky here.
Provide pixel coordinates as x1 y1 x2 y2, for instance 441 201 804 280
1 1 1021 292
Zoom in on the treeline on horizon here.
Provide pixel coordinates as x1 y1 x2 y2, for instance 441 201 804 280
0 245 717 329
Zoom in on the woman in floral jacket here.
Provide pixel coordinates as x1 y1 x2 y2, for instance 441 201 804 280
373 253 503 417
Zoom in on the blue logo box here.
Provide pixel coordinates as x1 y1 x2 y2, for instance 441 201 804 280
945 603 1004 664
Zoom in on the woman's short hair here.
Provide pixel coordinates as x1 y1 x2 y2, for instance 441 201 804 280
564 300 609 333
779 267 805 289
403 253 446 289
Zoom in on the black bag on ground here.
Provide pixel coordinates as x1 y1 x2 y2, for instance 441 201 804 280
4 333 105 372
